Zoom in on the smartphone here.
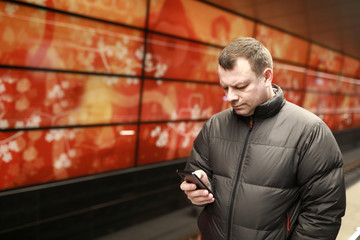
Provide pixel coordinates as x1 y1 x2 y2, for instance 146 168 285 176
176 169 213 194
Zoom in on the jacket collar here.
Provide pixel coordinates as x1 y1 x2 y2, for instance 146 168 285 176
233 84 286 119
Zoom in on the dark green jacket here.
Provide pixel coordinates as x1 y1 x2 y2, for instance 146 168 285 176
185 85 346 240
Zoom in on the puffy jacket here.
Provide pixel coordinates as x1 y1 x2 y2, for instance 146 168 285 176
185 85 346 240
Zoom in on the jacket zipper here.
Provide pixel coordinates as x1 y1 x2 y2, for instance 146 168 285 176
287 213 290 232
283 213 290 239
226 117 254 240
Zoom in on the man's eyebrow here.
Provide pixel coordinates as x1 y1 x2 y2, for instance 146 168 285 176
220 78 249 88
232 81 248 88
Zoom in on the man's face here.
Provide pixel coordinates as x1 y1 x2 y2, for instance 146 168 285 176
218 58 271 117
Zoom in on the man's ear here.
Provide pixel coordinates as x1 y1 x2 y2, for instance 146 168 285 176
263 68 273 86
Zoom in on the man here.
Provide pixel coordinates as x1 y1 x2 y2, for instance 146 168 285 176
180 37 346 239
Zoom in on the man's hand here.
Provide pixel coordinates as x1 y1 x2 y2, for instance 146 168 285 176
180 170 215 205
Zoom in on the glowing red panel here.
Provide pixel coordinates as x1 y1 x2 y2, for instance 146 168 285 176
302 92 320 114
354 96 360 114
318 114 339 130
356 81 360 95
141 80 227 121
308 44 343 73
338 76 355 94
305 70 338 93
16 0 147 28
149 0 254 46
302 92 337 115
349 96 360 126
145 34 220 82
137 121 204 165
283 90 303 106
342 56 360 78
0 69 140 129
273 62 306 90
0 2 144 74
0 125 137 191
318 94 337 115
333 113 353 131
337 95 352 114
353 112 360 128
335 95 357 130
256 24 309 65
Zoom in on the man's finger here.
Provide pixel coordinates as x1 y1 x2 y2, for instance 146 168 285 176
180 181 196 191
188 194 215 205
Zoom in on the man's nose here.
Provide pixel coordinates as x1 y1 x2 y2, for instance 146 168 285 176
227 88 238 102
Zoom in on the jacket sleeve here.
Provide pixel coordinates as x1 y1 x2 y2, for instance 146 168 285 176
291 122 346 240
185 117 213 180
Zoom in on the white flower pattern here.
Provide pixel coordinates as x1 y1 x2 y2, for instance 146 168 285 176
150 126 169 147
54 153 72 169
0 140 20 163
5 3 19 15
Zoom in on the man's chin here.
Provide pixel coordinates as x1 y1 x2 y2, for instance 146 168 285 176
233 108 253 117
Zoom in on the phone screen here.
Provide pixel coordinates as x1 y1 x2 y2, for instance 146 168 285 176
176 170 213 194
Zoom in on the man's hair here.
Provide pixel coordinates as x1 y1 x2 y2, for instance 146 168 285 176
218 37 273 78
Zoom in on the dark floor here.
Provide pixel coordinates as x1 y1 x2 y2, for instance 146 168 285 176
95 206 201 240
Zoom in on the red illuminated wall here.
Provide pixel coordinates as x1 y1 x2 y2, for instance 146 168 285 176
0 0 360 191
